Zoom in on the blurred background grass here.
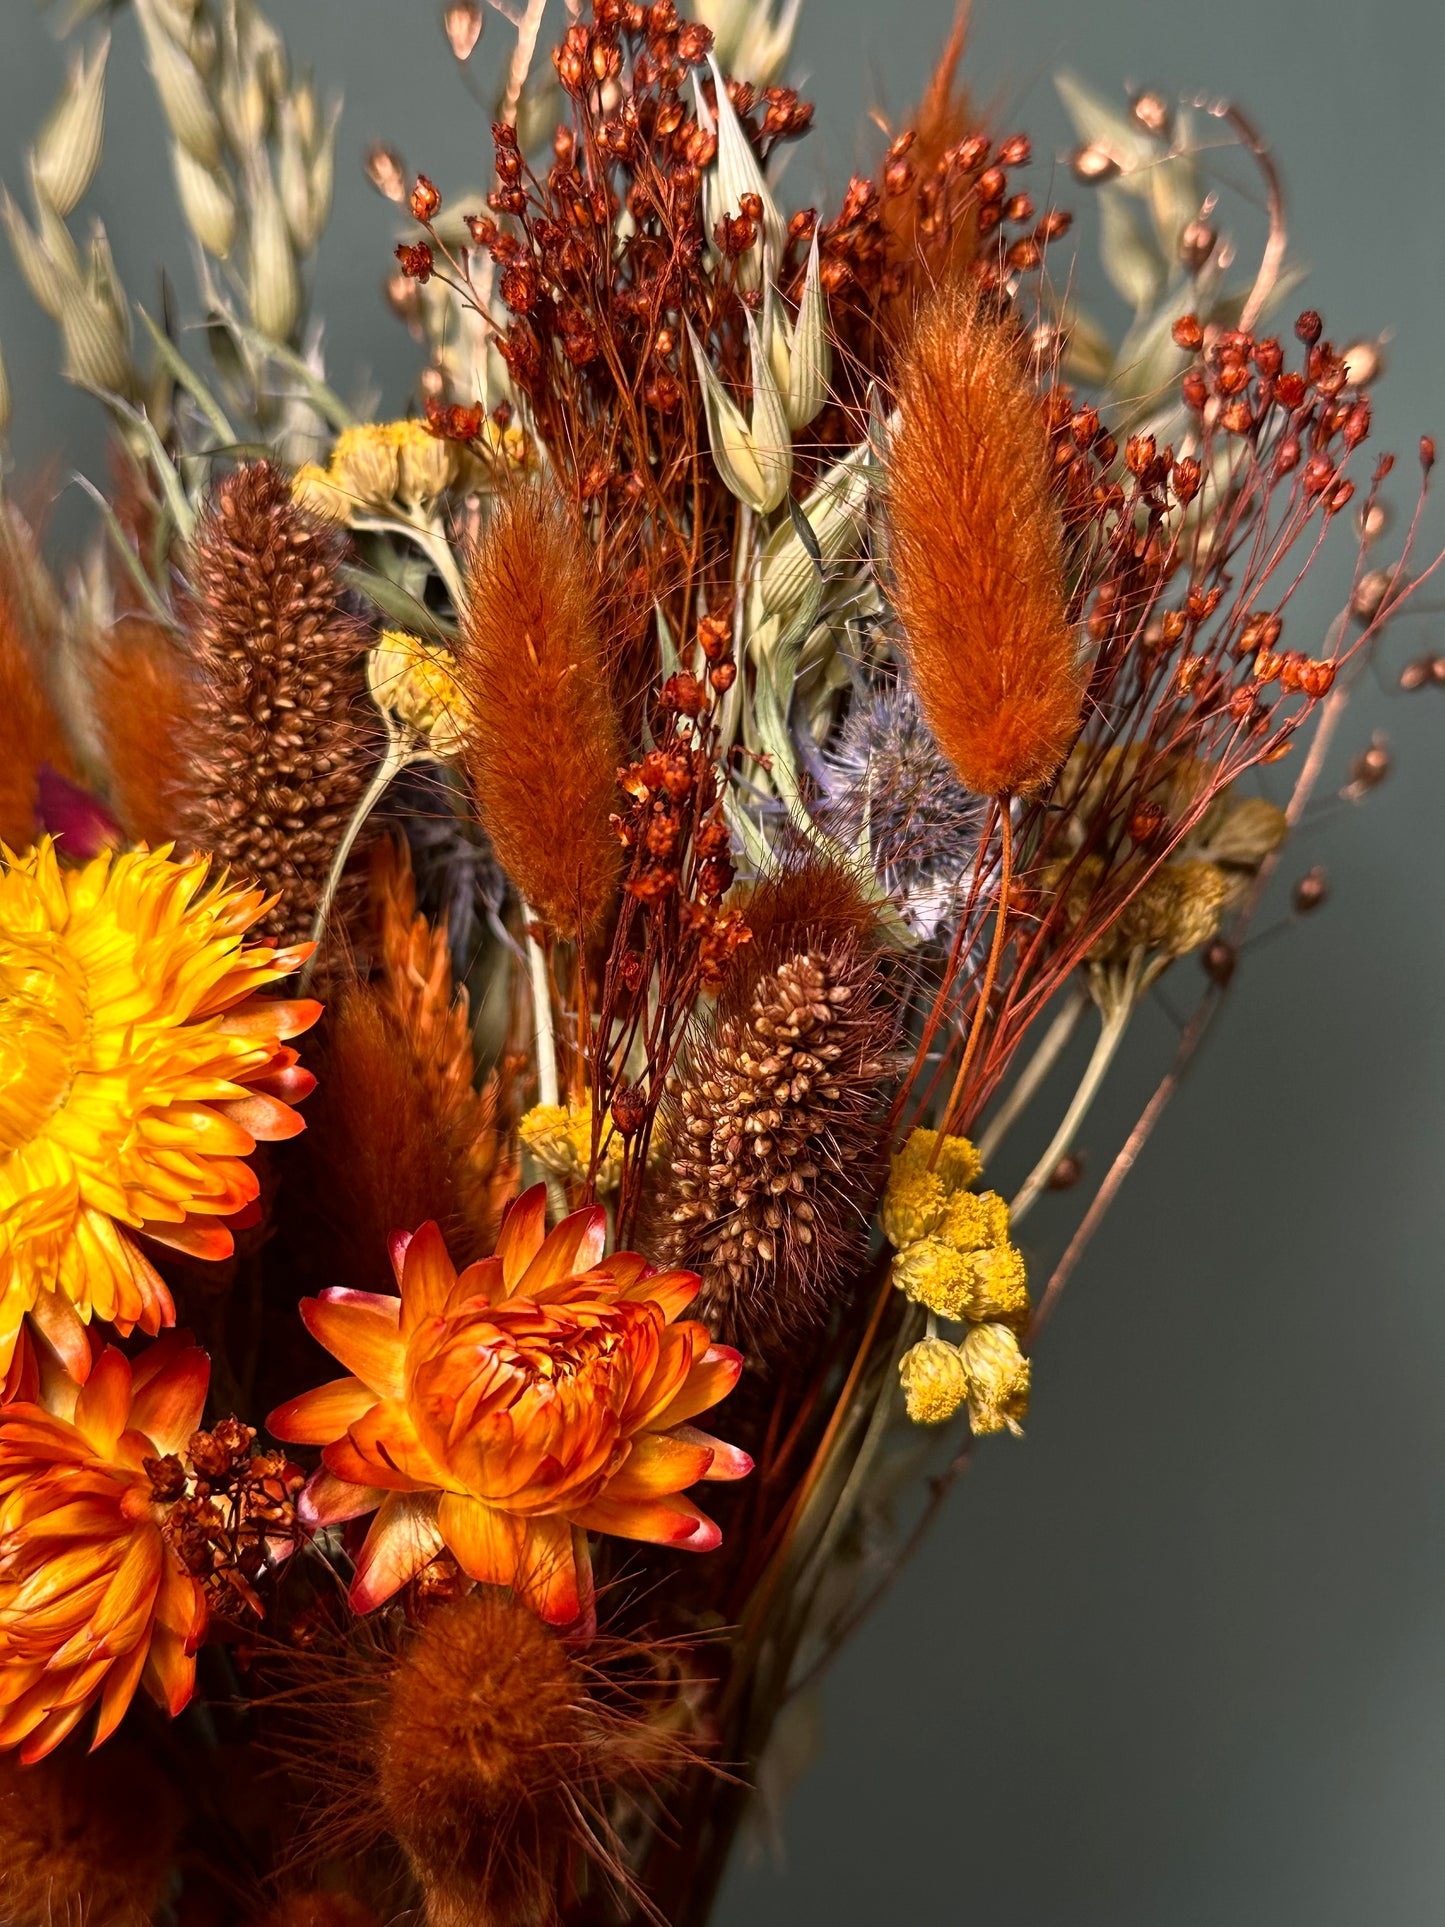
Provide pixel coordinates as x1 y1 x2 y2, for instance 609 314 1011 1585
3 2 1444 1919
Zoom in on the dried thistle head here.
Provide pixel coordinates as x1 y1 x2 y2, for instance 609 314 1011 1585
820 678 988 937
886 283 1082 797
654 938 895 1363
176 460 376 944
459 489 622 937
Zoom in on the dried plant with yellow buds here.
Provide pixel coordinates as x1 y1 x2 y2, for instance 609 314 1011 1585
0 0 1438 1920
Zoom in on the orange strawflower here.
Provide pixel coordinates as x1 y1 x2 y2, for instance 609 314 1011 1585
0 1334 210 1761
270 1189 750 1626
0 838 319 1379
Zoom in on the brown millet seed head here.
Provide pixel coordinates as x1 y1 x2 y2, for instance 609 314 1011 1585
178 460 375 944
657 944 893 1363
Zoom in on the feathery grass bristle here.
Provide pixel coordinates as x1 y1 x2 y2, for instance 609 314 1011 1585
459 488 622 936
177 460 376 943
94 618 193 848
887 284 1082 797
376 1593 686 1927
301 840 511 1287
253 1896 379 1927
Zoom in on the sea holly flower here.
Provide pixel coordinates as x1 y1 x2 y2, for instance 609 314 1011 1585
0 1334 211 1761
0 839 319 1379
270 1188 750 1627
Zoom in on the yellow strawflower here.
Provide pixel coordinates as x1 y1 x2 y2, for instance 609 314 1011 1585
0 839 319 1377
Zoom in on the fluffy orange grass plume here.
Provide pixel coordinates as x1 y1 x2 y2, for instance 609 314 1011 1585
0 1739 180 1927
880 2 979 329
887 282 1082 799
253 1897 378 1927
0 556 69 849
302 840 511 1288
459 488 622 936
94 618 193 847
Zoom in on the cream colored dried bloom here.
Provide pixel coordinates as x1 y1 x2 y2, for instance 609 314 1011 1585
899 1336 970 1426
367 630 470 758
961 1323 1031 1437
519 1099 625 1194
291 462 349 522
332 423 403 508
391 417 459 504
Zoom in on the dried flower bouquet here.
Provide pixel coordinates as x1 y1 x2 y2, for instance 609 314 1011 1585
0 1 1439 1923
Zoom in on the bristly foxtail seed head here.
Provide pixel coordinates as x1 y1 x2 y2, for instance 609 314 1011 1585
178 461 375 946
655 944 894 1363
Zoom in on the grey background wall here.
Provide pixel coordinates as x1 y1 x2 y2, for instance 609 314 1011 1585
3 1 1444 1920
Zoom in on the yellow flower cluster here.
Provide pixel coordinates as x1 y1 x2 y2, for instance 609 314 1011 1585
366 629 470 758
518 1099 626 1195
885 1128 1031 1436
292 415 527 522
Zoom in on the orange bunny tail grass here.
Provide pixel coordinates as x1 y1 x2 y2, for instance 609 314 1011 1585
459 488 622 937
94 618 193 847
377 1595 697 1927
0 554 68 850
252 1897 379 1927
268 1594 701 1927
178 461 377 945
887 285 1082 799
0 1740 181 1927
879 2 980 330
300 841 511 1290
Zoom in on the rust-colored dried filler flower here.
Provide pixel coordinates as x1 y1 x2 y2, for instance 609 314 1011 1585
0 0 1438 1919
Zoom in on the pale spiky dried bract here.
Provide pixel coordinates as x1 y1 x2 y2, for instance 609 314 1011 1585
179 461 374 943
659 946 892 1360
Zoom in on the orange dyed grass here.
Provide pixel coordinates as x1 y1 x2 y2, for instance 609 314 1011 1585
887 282 1082 800
458 489 622 938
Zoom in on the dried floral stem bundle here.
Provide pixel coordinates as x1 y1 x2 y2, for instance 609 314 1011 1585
0 1 1440 1923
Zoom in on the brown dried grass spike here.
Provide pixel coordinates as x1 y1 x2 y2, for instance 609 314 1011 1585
459 489 622 936
654 943 894 1362
887 285 1082 797
178 460 375 943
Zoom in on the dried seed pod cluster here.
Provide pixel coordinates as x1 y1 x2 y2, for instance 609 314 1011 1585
658 945 893 1359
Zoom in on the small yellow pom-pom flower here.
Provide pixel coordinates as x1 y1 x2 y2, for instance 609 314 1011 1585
518 1099 625 1194
896 1126 982 1193
899 1336 970 1425
880 1163 947 1248
963 1243 1031 1326
892 1238 974 1320
938 1187 1010 1255
960 1322 1031 1436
